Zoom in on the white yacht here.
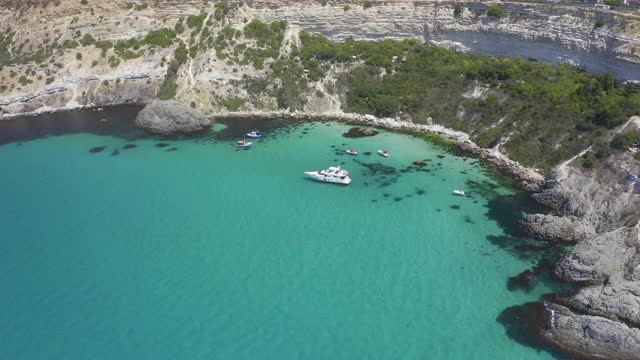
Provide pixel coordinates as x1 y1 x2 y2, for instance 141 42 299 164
246 130 262 138
304 166 352 185
453 189 466 196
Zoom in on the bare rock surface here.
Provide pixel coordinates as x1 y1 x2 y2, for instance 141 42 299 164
543 303 640 360
526 123 640 358
135 100 212 135
520 213 595 242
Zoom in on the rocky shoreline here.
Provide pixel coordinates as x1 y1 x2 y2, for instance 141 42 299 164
208 110 545 190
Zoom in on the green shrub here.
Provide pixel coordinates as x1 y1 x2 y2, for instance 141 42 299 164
76 52 82 60
187 12 207 31
81 33 95 46
222 97 245 111
143 28 176 48
487 4 504 18
363 1 373 9
605 0 621 5
45 77 55 85
454 4 462 16
18 75 32 85
80 0 88 5
582 151 597 168
595 18 606 28
611 130 640 150
214 3 238 21
174 42 189 65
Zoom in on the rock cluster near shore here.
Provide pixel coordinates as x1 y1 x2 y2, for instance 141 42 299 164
342 127 379 138
135 100 212 136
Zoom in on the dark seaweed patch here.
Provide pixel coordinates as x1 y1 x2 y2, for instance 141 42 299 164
89 146 106 153
122 144 137 149
155 143 170 148
363 152 372 156
415 189 426 195
166 147 178 152
111 149 120 156
450 204 461 210
394 197 403 202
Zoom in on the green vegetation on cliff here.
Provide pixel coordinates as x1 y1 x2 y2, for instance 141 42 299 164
296 33 640 170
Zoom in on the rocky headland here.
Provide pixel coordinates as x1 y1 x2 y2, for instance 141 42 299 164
517 117 640 358
2 1 640 358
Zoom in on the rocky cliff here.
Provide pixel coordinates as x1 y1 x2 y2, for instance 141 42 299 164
1 0 639 120
521 117 640 358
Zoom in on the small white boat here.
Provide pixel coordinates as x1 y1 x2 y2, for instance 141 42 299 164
378 150 389 157
453 189 466 196
346 149 358 155
237 136 252 148
304 166 352 185
246 130 262 138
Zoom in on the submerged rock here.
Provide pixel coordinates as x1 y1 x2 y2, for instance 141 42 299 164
507 270 536 291
89 146 106 153
342 127 379 138
135 100 212 136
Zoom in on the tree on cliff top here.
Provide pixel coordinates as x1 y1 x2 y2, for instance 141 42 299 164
487 4 504 18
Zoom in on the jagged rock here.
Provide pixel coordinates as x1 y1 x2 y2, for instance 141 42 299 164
554 227 638 282
542 303 640 360
566 283 640 328
342 127 379 138
135 100 212 136
520 214 595 242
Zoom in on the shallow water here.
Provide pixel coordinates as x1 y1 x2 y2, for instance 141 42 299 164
0 110 565 359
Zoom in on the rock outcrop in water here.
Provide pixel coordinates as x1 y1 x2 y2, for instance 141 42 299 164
342 127 379 138
135 100 212 135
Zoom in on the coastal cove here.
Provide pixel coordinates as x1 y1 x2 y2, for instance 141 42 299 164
0 107 568 360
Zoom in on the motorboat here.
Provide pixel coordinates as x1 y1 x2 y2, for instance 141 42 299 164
304 166 352 185
237 136 252 148
453 189 466 196
246 130 262 138
378 150 389 157
346 149 358 155
414 160 426 166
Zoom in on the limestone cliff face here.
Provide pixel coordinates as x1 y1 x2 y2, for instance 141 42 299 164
1 0 639 119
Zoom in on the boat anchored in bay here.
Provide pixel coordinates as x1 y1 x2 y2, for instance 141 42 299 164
304 166 352 185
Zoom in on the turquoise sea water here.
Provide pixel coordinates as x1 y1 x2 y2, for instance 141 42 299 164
0 110 563 359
